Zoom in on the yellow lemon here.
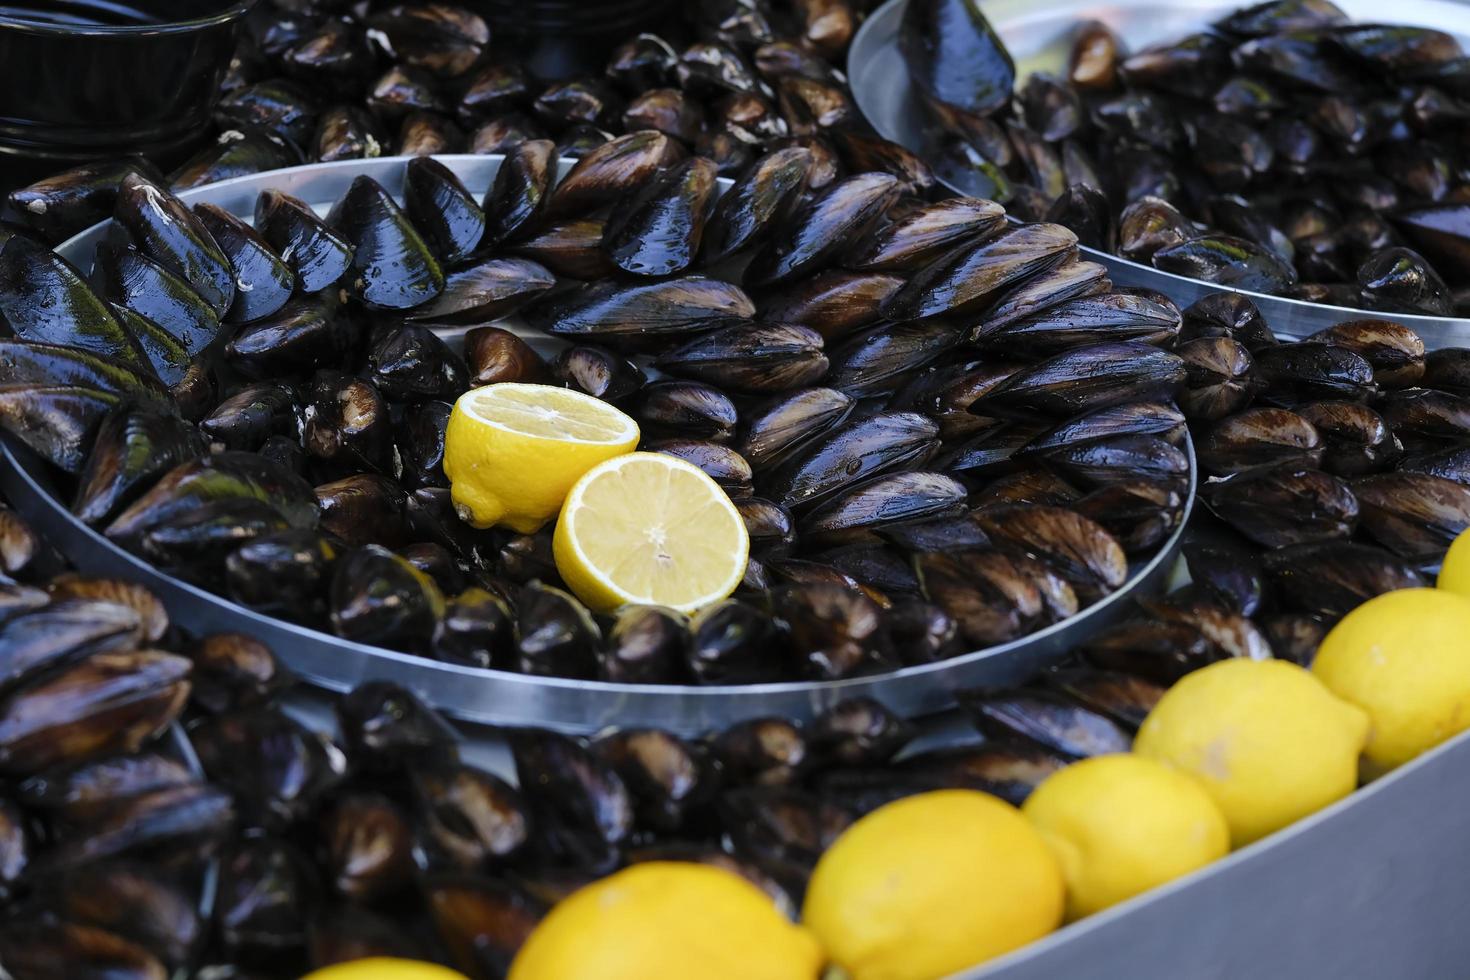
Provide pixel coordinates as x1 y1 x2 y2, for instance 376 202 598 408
1313 587 1470 773
300 959 468 980
802 789 1064 980
1022 754 1229 920
1436 527 1470 598
508 862 823 980
552 452 748 614
443 383 638 533
1134 658 1369 847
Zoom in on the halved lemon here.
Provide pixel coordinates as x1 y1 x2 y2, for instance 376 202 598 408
444 383 639 534
553 452 749 614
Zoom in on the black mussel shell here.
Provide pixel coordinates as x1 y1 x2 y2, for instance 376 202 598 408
8 157 163 244
653 322 828 394
702 146 813 264
481 138 555 247
469 114 547 155
0 234 145 368
216 77 318 146
303 372 396 476
329 546 445 652
745 173 899 289
410 259 556 327
414 762 530 867
516 582 601 679
403 156 485 264
114 172 234 317
1197 407 1324 475
73 406 204 526
1351 472 1470 561
1264 540 1426 617
316 474 413 549
509 218 618 280
899 0 1015 126
883 223 1079 321
191 203 293 326
636 381 738 442
506 728 632 870
600 606 691 684
1357 246 1452 316
758 270 905 342
739 387 855 472
603 157 719 278
315 104 386 162
225 291 356 380
529 275 754 349
327 176 444 310
225 529 337 622
1153 235 1297 293
763 411 939 512
337 680 458 772
368 323 467 401
979 341 1186 415
463 326 548 386
547 131 684 218
1201 466 1358 548
171 131 298 191
198 381 301 451
554 345 646 403
688 599 784 683
255 189 354 293
92 244 220 358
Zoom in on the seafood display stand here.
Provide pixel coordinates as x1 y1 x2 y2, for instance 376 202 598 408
0 153 1193 736
6 148 1470 979
3 0 1470 972
849 0 1470 345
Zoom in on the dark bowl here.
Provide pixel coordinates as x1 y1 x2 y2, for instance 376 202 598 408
0 0 254 168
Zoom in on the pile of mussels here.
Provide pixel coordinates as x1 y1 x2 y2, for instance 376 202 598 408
0 141 1202 683
0 431 1462 973
0 500 1259 977
4 0 922 247
901 0 1470 315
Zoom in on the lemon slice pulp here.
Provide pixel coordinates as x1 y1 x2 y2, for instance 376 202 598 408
553 452 749 614
459 383 639 443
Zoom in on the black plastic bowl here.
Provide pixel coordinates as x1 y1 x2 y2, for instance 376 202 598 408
0 0 254 166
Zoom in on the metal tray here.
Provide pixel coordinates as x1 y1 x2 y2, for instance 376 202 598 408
848 0 1470 347
0 153 1193 737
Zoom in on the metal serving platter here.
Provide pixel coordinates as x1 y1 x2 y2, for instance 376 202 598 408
0 153 1193 737
848 0 1470 347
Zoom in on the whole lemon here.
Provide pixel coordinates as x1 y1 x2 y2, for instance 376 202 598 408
802 789 1064 980
1314 587 1470 773
1436 527 1470 598
1134 658 1369 847
1022 754 1229 920
508 862 823 980
300 959 469 980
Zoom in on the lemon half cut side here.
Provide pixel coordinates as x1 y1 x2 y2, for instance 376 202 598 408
553 452 749 614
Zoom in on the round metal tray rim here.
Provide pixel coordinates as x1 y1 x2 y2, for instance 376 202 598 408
15 152 1197 734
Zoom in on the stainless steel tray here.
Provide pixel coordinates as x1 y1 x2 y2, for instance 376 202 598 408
0 153 1192 737
848 0 1470 347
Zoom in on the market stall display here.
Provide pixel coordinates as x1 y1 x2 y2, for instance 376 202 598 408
4 0 1470 977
